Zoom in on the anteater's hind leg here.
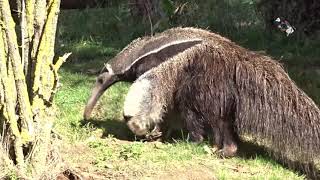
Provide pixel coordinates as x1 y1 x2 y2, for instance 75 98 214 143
208 115 238 157
219 119 238 157
212 123 223 150
180 107 238 157
181 109 205 143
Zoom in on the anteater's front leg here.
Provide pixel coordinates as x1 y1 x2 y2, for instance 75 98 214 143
182 109 205 143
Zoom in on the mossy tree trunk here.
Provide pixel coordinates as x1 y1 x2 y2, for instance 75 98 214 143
0 0 70 178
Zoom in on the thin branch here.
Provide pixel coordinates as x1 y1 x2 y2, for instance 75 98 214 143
48 52 71 104
29 0 46 97
25 0 35 93
148 13 153 36
26 0 35 42
21 0 25 65
21 0 29 75
53 52 71 70
0 83 3 111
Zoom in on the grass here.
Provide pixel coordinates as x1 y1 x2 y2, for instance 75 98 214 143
53 1 319 179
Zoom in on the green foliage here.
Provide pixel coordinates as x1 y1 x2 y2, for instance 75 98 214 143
88 140 117 168
160 0 175 17
119 143 144 160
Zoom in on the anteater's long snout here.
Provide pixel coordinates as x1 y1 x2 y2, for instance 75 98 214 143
83 72 115 120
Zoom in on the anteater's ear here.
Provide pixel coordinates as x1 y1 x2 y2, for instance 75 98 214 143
100 62 115 74
123 38 203 73
104 63 114 75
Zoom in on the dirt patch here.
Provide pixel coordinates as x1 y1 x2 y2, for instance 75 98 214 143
58 138 219 180
142 166 217 180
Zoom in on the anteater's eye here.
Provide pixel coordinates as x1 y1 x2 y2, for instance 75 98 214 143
97 77 103 84
123 114 132 122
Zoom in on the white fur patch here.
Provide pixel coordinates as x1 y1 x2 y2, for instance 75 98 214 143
123 78 151 117
105 63 114 75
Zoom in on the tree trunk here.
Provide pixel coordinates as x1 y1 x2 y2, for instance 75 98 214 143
0 0 70 178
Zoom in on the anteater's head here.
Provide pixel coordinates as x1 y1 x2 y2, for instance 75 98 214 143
122 71 171 138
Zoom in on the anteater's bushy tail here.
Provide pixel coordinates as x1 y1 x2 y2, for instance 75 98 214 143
233 55 320 177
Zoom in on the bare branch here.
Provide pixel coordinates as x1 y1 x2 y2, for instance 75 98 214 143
54 52 71 70
48 52 71 104
29 0 46 95
26 0 35 41
21 0 30 75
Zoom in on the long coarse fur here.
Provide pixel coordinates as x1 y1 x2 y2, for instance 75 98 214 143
124 38 320 177
84 27 221 119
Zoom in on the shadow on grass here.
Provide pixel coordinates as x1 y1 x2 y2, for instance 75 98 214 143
237 140 269 159
237 140 319 179
81 118 135 141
